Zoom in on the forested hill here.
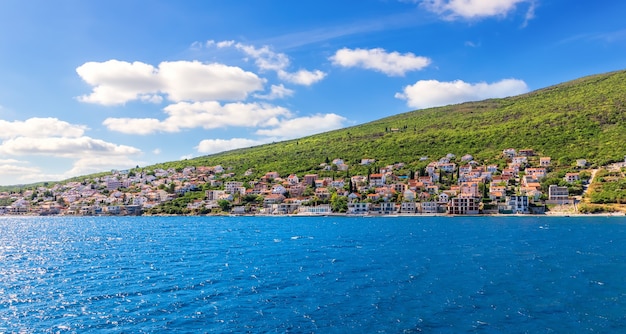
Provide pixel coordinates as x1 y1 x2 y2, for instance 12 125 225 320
146 69 626 178
6 69 624 191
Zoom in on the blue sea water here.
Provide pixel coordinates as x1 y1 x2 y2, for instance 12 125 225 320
1 216 626 333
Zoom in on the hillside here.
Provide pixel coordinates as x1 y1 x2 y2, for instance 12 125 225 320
2 69 626 191
149 69 626 179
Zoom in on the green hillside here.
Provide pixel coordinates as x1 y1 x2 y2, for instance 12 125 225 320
151 69 626 178
3 69 626 191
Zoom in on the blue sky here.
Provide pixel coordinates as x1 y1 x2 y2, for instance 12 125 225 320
0 0 625 185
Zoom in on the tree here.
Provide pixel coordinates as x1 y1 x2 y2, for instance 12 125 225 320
218 199 231 212
331 193 348 213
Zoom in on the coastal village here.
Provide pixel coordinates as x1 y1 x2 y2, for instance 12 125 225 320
0 148 623 217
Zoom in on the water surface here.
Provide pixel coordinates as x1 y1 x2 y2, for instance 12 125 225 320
1 216 625 332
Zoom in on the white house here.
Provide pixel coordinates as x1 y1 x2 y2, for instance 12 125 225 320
507 195 529 214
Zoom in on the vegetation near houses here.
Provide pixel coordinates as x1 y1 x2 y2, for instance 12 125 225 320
587 169 626 204
1 69 626 215
147 69 626 179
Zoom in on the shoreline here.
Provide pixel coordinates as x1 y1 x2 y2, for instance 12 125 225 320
3 211 626 218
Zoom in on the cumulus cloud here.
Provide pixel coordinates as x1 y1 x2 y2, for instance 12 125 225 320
0 164 41 175
0 136 141 158
417 0 535 21
0 118 87 139
395 78 529 109
277 69 326 85
330 48 431 76
194 113 347 155
103 101 292 135
0 116 145 184
255 113 347 139
196 138 268 154
76 60 264 105
254 84 295 100
206 40 327 86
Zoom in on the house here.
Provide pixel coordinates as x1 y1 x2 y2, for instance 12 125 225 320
503 148 516 158
564 173 580 183
275 202 301 215
489 186 506 201
379 202 396 214
426 162 437 176
315 187 330 200
526 168 547 179
418 191 432 202
369 173 386 187
518 149 535 157
576 159 587 167
288 184 305 197
347 192 361 202
304 174 318 186
299 204 331 215
438 163 456 173
287 174 299 185
540 157 551 167
461 154 473 162
367 193 381 202
348 202 369 214
459 165 472 174
271 184 287 194
329 179 345 189
512 156 528 165
225 181 244 194
400 202 417 214
548 185 569 203
426 185 439 194
502 168 516 178
263 194 285 207
437 192 450 204
264 171 280 180
506 196 529 214
360 159 376 165
460 182 480 198
447 197 480 215
403 189 416 201
420 201 439 214
487 165 499 173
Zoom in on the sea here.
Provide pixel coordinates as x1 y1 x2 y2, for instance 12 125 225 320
1 216 625 333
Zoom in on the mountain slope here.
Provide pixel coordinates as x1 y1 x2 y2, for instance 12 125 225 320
145 69 625 178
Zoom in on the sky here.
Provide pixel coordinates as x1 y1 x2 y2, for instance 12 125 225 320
0 0 625 186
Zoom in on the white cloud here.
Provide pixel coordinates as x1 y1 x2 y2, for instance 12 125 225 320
277 69 326 85
234 42 290 72
395 78 529 109
330 48 431 76
418 0 535 21
255 113 347 139
152 148 162 155
0 118 87 139
0 164 41 175
102 118 174 135
76 60 265 105
0 136 141 158
206 40 326 86
196 138 268 154
76 60 161 105
0 116 144 184
159 61 264 101
103 101 292 135
254 84 295 100
0 158 27 164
